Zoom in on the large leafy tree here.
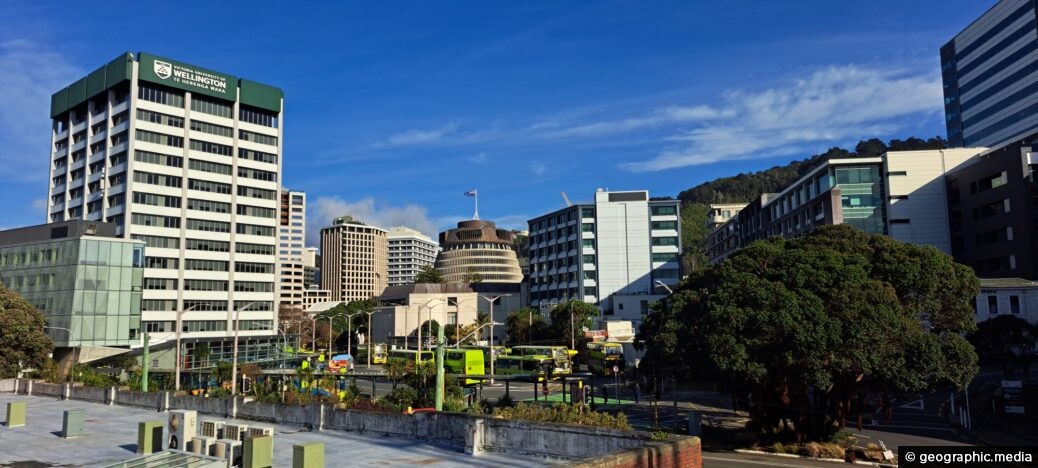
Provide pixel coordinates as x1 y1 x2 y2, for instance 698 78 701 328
413 265 445 284
549 301 600 345
638 225 979 441
325 298 377 351
970 315 1038 380
505 308 550 345
0 282 54 378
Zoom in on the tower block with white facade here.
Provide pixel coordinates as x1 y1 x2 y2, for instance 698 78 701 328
46 52 283 342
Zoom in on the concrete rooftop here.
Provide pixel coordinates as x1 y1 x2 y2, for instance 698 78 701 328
0 394 550 467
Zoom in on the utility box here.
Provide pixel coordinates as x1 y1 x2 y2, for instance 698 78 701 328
214 439 242 466
62 409 85 438
6 401 26 428
224 423 248 441
167 410 198 450
137 420 164 454
199 419 225 439
293 442 325 468
687 411 702 437
248 426 273 438
243 435 273 468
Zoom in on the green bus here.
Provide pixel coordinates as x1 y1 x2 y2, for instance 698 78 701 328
586 342 625 376
494 354 554 381
386 349 485 385
508 346 576 375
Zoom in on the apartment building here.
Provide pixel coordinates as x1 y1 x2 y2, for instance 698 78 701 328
46 52 283 342
277 189 306 310
320 216 388 302
387 226 438 286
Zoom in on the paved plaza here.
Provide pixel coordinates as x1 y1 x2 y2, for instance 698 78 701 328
0 394 550 467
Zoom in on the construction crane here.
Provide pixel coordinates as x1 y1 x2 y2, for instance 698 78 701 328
560 192 573 207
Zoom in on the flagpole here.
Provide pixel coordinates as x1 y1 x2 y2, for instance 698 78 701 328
474 191 479 220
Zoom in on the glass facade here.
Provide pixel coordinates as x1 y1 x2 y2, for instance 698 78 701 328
833 165 886 235
0 238 144 347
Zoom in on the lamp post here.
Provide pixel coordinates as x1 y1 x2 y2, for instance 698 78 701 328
479 294 510 384
418 298 442 352
175 303 211 393
363 310 377 368
231 301 262 396
344 311 362 356
44 326 74 384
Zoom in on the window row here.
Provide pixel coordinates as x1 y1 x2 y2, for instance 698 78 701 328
239 130 278 146
191 95 233 118
136 129 183 148
190 119 233 138
184 280 229 291
237 204 275 218
134 150 183 168
238 167 277 182
237 186 276 200
187 198 230 213
134 170 182 188
240 106 278 128
236 224 275 237
189 178 231 194
131 213 180 229
238 148 278 164
187 218 231 233
186 238 230 252
235 262 274 274
189 139 232 156
136 109 184 128
189 158 232 175
132 234 180 249
133 191 181 208
138 84 184 108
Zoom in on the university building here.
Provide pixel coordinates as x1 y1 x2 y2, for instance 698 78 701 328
46 52 283 343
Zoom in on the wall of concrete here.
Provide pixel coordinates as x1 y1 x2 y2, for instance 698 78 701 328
570 436 702 468
6 379 699 466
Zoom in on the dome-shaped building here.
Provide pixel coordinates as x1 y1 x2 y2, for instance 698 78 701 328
435 220 523 283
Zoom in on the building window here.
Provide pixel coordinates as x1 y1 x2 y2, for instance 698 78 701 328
1010 295 1021 314
988 295 998 314
651 205 677 216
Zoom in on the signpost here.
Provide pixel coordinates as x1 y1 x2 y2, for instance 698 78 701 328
1002 380 1025 414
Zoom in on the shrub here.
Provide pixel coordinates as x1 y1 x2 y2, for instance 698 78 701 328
650 430 670 441
492 403 631 430
496 394 515 408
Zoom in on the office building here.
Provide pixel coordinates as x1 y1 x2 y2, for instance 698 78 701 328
435 220 523 283
0 221 144 371
387 226 438 286
278 189 307 310
706 148 985 264
320 216 388 302
46 52 283 343
303 246 320 287
942 0 1038 148
527 189 681 324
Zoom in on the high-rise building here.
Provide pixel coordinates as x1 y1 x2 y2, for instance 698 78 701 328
527 190 681 323
320 216 388 302
303 246 320 287
278 189 306 310
46 52 283 342
435 220 523 283
942 0 1038 148
387 226 438 286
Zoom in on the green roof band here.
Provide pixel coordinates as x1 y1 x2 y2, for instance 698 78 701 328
50 51 282 118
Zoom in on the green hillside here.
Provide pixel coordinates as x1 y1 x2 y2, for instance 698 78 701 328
678 136 948 270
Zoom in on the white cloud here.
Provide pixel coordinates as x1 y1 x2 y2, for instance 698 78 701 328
621 65 942 171
307 196 439 247
0 40 82 181
535 104 732 139
529 162 549 176
374 122 500 148
31 198 47 214
468 152 488 164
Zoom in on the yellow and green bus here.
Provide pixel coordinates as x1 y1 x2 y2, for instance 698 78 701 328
586 342 625 376
495 354 554 381
508 345 576 375
386 349 485 385
372 343 388 365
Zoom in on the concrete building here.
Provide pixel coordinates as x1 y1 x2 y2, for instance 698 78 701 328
706 149 986 265
370 283 523 348
0 221 144 372
527 189 681 326
303 246 319 287
942 0 1038 148
387 226 438 286
705 203 747 231
974 278 1038 325
46 52 283 343
278 189 306 311
320 216 388 302
435 220 523 283
945 142 1038 279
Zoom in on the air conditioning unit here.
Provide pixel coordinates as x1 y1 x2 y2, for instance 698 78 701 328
167 410 198 451
199 420 225 439
190 436 216 456
213 439 242 465
223 423 248 441
248 426 273 438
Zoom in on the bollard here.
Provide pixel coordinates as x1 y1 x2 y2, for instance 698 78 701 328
6 402 26 427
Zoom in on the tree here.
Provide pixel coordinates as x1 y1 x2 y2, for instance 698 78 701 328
413 265 444 284
505 308 550 345
0 282 54 378
325 298 377 351
970 315 1038 380
637 225 979 442
549 301 600 345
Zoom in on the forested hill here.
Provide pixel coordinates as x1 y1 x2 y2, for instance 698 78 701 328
678 136 948 269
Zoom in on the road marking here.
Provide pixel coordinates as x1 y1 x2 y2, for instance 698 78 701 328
900 399 925 410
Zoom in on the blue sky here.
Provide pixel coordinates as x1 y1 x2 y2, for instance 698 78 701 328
0 0 996 246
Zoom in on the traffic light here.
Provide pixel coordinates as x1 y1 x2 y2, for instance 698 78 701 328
241 376 251 394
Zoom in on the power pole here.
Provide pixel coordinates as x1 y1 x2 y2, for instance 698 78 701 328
434 322 446 411
141 333 150 392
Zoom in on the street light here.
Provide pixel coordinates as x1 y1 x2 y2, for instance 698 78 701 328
654 280 674 295
479 294 510 384
418 298 442 352
175 303 211 393
231 301 263 396
452 321 504 348
344 311 362 356
363 309 378 368
44 326 74 384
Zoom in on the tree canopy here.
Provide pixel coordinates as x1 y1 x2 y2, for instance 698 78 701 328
637 225 979 441
0 282 54 378
969 315 1038 380
548 301 600 345
505 307 550 345
413 265 445 284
